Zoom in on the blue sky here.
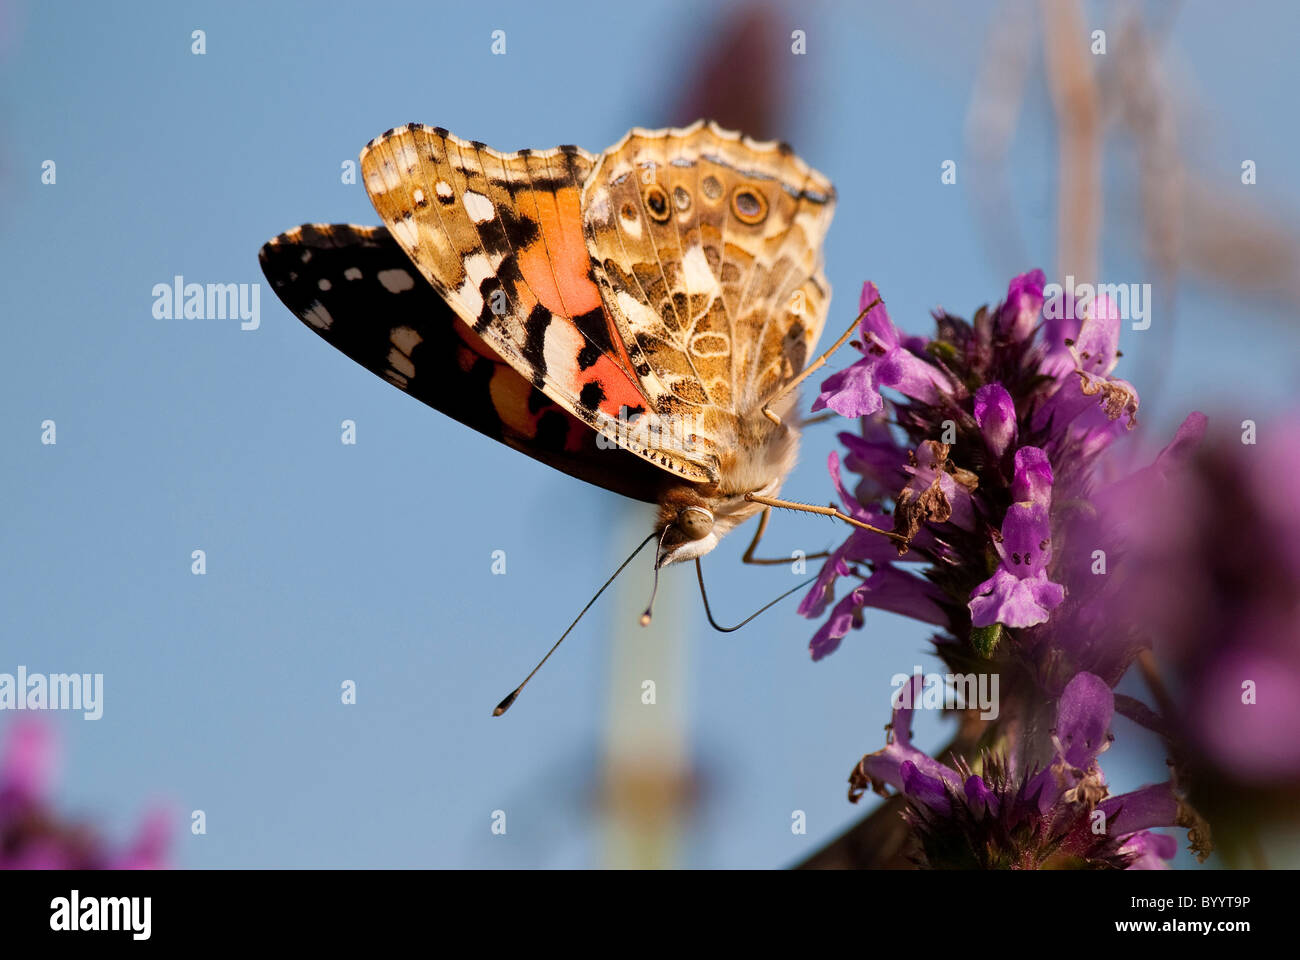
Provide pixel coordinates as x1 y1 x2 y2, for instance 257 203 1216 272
2 0 1297 867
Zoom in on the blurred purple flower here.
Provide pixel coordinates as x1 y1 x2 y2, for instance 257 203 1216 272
850 672 1207 868
1097 414 1300 861
0 718 170 870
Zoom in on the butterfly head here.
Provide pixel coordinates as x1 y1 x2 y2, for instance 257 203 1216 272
655 483 771 567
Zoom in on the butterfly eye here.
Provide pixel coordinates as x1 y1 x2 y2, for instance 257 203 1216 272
731 187 768 224
701 175 723 199
676 506 714 541
644 184 671 222
673 186 691 211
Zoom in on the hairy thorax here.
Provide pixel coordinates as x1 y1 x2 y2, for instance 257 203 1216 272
654 398 803 566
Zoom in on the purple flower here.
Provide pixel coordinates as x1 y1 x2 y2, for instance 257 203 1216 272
1010 445 1053 506
967 446 1064 629
0 718 171 870
807 565 947 661
799 272 1219 868
1119 830 1180 870
996 269 1046 341
968 504 1064 628
837 412 907 506
895 440 976 540
798 450 945 659
797 451 902 619
1092 413 1300 861
1034 293 1139 456
0 716 54 807
974 383 1017 459
851 672 1207 868
812 282 950 417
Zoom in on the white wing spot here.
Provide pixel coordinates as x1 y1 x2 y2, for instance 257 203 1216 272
435 180 453 199
387 347 416 379
616 290 659 328
457 252 499 316
394 143 420 172
391 325 423 355
317 278 332 291
344 267 363 281
412 188 425 205
390 218 418 248
377 268 415 293
541 314 579 388
300 250 313 263
681 245 720 296
463 191 494 224
619 208 643 240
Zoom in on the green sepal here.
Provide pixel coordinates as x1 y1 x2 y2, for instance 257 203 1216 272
971 622 1004 659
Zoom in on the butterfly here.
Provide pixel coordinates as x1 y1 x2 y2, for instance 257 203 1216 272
260 121 892 709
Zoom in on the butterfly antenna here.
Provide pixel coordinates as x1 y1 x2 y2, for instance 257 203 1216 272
493 530 659 716
694 558 816 633
639 525 673 627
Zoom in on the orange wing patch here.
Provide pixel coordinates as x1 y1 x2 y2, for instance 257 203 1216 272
514 186 603 318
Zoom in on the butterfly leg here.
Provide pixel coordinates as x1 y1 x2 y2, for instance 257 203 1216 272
743 492 910 549
741 507 830 565
761 295 883 427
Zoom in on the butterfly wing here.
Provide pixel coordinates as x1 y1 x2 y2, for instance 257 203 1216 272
580 121 836 470
359 125 718 485
258 222 671 503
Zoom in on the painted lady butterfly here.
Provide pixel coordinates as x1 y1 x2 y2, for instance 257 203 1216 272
260 121 889 708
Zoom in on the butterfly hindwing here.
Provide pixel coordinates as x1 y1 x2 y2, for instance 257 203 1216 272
359 124 718 485
258 223 671 503
581 121 837 470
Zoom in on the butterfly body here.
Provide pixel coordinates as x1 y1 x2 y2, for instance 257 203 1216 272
261 121 835 567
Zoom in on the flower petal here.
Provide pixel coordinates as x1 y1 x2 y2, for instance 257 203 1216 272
1055 671 1114 768
1010 446 1053 507
1120 830 1178 870
997 269 1046 341
812 360 884 417
974 383 1018 459
970 568 1063 628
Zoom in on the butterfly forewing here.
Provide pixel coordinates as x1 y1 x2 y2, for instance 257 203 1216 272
258 223 671 503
